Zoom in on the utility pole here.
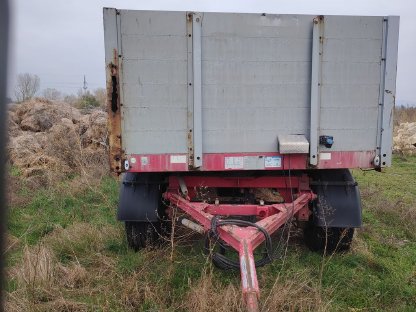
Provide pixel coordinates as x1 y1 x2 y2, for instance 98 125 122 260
83 75 88 94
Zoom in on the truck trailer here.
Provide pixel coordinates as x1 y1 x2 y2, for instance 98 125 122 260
103 9 399 311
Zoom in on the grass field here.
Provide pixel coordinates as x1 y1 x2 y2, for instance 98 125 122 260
4 156 416 311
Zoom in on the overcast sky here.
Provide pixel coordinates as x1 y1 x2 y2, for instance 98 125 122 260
9 0 416 105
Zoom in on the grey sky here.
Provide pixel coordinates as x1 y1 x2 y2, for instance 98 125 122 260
9 0 416 104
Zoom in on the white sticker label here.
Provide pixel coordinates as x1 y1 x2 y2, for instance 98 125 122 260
170 155 187 164
139 157 147 165
264 156 282 168
225 157 244 169
124 160 130 170
319 152 331 160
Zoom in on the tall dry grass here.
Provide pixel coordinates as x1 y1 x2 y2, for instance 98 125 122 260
394 105 416 126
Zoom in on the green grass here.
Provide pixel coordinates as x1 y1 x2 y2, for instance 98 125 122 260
5 157 416 311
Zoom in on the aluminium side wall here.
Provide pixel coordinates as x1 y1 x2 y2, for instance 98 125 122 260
103 9 399 171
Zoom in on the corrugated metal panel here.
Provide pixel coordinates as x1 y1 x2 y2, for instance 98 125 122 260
320 84 379 108
323 16 383 39
119 10 188 155
200 14 314 153
202 13 313 38
120 11 186 35
103 10 398 160
318 16 383 153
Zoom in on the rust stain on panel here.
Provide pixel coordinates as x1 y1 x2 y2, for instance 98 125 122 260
107 49 124 174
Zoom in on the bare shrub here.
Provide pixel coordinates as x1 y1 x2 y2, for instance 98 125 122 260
5 233 20 254
93 88 107 109
14 73 40 103
56 263 88 289
394 105 416 126
17 245 56 288
262 273 330 312
42 88 62 101
185 270 243 312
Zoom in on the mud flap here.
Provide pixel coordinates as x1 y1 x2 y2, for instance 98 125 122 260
309 169 362 228
117 173 162 222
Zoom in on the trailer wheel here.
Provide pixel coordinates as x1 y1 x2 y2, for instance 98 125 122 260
125 221 163 251
304 223 354 253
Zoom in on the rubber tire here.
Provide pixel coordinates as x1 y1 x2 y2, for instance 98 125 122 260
304 223 354 253
125 221 163 251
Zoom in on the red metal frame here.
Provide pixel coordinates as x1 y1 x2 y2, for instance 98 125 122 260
126 151 376 172
163 175 316 312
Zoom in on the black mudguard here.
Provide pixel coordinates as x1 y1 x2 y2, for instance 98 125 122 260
117 173 163 222
308 169 362 228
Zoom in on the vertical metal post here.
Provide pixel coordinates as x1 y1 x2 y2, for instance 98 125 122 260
375 18 387 167
104 8 124 174
379 16 400 167
186 13 194 168
192 13 203 168
0 0 9 308
310 16 324 166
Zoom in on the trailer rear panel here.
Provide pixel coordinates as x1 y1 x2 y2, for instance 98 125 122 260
103 9 399 174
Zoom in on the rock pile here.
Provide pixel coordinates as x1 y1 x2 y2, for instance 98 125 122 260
7 99 109 186
393 122 416 155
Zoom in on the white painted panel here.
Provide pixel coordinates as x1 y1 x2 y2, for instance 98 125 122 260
123 84 187 108
203 107 309 131
320 107 379 130
321 62 380 85
202 84 310 108
120 10 186 36
123 107 187 131
321 84 380 108
124 130 188 154
202 61 311 85
323 16 383 39
122 59 187 85
104 10 397 157
322 38 382 62
122 35 187 60
202 37 311 62
317 129 377 151
202 13 314 38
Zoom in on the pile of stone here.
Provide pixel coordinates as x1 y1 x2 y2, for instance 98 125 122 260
7 99 109 186
393 122 416 155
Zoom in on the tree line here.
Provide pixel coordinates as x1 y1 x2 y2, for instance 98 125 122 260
13 72 106 109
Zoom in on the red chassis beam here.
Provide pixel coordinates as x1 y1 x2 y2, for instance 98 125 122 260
163 190 316 312
125 151 377 173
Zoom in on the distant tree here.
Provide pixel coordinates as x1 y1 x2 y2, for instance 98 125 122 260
42 88 62 101
14 73 40 102
93 88 106 109
63 94 78 106
77 91 100 109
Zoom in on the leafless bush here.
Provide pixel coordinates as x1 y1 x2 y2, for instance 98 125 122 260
14 73 40 103
42 88 62 101
185 269 243 312
262 273 330 312
394 105 416 126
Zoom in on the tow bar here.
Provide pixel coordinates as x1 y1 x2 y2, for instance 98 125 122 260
164 176 316 312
